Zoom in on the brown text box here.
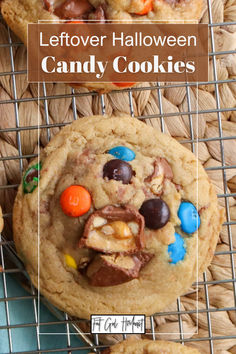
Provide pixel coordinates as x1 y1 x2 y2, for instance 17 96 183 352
28 23 208 83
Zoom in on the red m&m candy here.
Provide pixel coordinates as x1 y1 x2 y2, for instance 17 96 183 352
60 185 91 217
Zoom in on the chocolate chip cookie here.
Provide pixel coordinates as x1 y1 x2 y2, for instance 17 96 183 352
13 116 224 319
96 338 200 353
1 0 202 92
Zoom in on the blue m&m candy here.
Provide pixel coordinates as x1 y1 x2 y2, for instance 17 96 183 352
168 232 186 264
108 146 135 162
178 202 201 234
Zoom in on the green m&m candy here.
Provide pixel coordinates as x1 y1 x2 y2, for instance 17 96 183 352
23 162 42 194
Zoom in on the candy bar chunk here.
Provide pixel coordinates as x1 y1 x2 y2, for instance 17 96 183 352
79 205 145 254
145 157 173 196
87 252 153 286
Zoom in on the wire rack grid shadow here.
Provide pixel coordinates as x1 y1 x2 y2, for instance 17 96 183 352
0 0 236 352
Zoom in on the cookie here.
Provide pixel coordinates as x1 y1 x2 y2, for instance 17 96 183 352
13 116 224 319
1 0 202 92
96 338 200 353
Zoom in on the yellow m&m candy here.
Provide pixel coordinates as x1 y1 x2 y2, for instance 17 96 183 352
64 254 77 269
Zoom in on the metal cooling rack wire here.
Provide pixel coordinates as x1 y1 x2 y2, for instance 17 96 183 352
0 2 236 352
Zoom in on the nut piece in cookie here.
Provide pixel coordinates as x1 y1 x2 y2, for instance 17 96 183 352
86 252 153 286
79 205 145 253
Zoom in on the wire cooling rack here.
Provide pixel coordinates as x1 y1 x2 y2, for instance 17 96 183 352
0 0 236 352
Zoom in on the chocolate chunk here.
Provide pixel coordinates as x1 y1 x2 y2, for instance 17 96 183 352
94 4 106 23
101 349 111 354
139 198 170 230
174 183 182 192
145 157 173 183
198 204 209 214
43 0 52 11
134 251 154 266
54 0 93 19
43 0 64 12
87 252 153 286
103 159 134 184
79 205 145 254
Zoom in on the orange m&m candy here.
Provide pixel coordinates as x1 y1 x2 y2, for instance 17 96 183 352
60 185 91 217
67 20 84 24
135 0 153 15
113 82 135 88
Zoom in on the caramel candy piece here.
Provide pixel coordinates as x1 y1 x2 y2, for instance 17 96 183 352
79 205 145 254
87 252 153 286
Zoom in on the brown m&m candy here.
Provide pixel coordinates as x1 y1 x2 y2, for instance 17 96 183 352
139 198 170 230
103 159 133 184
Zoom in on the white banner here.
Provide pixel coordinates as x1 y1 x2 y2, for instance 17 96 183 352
91 315 145 334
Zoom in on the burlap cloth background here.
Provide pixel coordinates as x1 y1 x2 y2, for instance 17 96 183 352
0 0 236 352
